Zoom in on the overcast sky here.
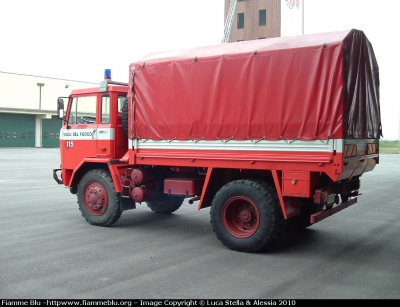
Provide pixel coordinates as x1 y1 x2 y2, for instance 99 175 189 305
0 0 399 140
0 0 225 82
304 0 400 141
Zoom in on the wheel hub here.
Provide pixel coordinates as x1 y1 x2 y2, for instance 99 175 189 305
222 196 260 238
88 189 102 210
84 183 108 215
239 209 252 223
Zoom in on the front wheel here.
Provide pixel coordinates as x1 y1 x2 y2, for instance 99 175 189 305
210 179 285 252
77 169 122 226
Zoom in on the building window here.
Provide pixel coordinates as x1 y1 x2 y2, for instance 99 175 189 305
259 9 266 26
237 13 244 29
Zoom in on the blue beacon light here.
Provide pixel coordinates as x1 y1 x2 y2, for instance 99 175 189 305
104 69 111 80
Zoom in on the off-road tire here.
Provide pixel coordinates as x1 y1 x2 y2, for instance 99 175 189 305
210 179 285 253
146 194 184 214
77 169 122 226
250 178 287 236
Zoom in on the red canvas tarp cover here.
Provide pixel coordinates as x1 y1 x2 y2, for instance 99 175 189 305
129 29 381 141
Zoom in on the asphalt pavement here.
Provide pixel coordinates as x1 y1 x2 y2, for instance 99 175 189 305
0 148 399 299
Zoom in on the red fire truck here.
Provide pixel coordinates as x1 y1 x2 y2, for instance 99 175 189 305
53 29 381 252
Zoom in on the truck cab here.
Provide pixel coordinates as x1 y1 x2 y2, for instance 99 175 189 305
54 71 129 187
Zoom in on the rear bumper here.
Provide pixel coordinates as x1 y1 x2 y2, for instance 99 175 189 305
310 197 357 224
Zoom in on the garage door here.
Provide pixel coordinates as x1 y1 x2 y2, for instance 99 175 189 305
42 116 62 148
0 113 35 147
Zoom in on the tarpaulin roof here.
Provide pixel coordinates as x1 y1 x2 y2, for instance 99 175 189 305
129 29 381 141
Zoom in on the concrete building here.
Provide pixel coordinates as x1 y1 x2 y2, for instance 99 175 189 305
224 0 304 42
0 71 96 147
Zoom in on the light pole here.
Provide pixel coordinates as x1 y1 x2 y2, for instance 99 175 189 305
37 83 45 109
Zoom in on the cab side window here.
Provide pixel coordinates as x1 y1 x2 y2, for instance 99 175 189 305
118 95 127 113
101 95 110 124
68 96 97 124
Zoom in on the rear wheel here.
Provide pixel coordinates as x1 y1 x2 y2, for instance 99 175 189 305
77 169 122 226
146 194 184 214
210 179 285 252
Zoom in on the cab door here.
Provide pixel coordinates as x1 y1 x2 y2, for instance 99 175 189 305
97 93 113 158
61 94 98 170
98 92 128 159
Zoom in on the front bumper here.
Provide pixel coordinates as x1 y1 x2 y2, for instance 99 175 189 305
53 168 62 184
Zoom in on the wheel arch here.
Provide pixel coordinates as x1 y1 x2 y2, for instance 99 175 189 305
198 168 229 210
198 168 302 220
199 168 277 208
69 162 109 194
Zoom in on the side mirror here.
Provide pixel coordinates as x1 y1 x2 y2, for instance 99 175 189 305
57 98 64 119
